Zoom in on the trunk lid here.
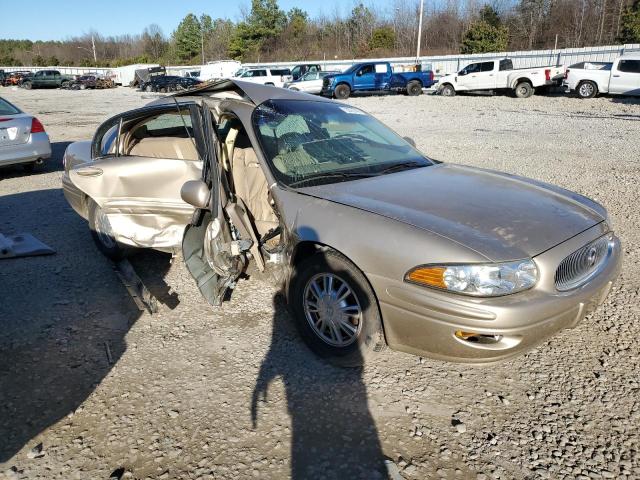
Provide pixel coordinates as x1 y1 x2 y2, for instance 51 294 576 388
0 114 32 147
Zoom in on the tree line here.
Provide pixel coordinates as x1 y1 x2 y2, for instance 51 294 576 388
1 0 639 67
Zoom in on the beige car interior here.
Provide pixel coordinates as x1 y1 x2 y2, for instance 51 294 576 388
124 112 200 161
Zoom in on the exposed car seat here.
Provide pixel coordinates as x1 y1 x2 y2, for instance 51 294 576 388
231 132 278 236
128 137 199 160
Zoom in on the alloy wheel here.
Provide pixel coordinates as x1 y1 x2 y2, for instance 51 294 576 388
579 82 594 98
303 273 363 347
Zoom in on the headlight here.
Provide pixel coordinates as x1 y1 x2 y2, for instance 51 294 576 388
405 260 538 297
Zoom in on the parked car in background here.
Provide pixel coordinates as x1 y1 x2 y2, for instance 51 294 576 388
437 59 564 98
0 70 5 86
140 76 201 93
321 61 435 99
70 74 116 90
288 63 322 81
20 70 75 90
61 79 620 367
563 56 640 98
183 70 201 80
236 67 292 88
284 71 339 94
3 71 33 87
0 96 51 171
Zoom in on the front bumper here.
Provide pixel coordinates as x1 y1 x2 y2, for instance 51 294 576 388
0 132 51 167
370 224 622 364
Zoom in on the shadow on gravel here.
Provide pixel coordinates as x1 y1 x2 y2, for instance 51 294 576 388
0 187 171 463
251 253 386 479
610 95 640 105
0 141 70 181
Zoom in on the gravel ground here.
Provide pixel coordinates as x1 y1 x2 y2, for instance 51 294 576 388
0 87 639 480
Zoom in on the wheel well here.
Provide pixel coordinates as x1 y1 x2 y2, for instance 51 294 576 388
514 78 532 87
290 240 388 343
409 79 423 87
335 82 351 90
578 79 598 90
441 82 454 89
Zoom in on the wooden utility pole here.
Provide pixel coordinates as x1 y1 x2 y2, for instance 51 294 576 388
416 0 424 63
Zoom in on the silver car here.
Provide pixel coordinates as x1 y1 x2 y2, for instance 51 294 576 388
0 96 51 171
62 80 621 366
284 71 340 95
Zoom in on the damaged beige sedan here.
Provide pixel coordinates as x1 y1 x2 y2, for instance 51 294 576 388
62 80 621 366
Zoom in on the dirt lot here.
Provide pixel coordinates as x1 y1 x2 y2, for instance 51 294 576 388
0 87 639 480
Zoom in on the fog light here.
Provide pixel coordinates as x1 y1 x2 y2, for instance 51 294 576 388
454 330 503 344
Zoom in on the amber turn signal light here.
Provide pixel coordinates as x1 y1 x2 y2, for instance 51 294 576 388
405 266 447 288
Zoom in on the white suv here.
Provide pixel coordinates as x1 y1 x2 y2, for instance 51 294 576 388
237 68 291 88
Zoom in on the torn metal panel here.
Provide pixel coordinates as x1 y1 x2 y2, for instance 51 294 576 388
0 233 55 259
69 157 201 249
113 259 158 314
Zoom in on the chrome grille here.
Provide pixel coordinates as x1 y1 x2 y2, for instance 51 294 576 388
555 235 611 291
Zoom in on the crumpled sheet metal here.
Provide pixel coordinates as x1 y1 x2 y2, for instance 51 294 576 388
70 157 200 249
0 233 55 259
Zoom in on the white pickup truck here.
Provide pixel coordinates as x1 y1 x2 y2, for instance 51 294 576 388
437 58 565 98
563 55 640 98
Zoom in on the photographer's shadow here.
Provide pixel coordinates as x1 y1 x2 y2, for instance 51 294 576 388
251 256 387 479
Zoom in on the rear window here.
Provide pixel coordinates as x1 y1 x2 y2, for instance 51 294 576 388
499 59 513 71
270 69 291 76
0 97 21 115
618 60 640 73
479 62 494 72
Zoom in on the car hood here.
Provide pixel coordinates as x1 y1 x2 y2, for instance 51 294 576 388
299 164 605 261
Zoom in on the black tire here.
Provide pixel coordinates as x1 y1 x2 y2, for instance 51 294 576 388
334 84 351 100
514 81 534 98
61 81 70 89
265 82 275 86
79 83 87 90
289 250 386 367
145 85 153 93
440 84 455 97
23 82 32 90
159 87 167 93
88 200 128 260
577 80 598 99
407 80 423 96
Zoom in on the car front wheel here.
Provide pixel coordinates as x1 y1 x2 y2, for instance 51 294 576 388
334 84 351 100
290 250 386 367
440 84 455 96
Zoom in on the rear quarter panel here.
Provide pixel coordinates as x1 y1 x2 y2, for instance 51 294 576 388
567 69 611 92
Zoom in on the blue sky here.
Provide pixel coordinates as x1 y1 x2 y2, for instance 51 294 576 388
0 0 390 41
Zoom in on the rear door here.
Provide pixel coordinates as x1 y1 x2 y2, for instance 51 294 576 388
69 103 205 249
182 104 243 306
609 59 640 95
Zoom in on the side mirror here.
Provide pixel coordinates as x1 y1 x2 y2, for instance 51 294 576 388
403 136 416 147
181 180 210 209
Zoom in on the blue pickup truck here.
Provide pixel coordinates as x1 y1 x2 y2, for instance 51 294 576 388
321 61 435 99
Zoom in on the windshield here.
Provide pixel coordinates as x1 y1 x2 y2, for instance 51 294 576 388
342 64 359 75
252 99 433 188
